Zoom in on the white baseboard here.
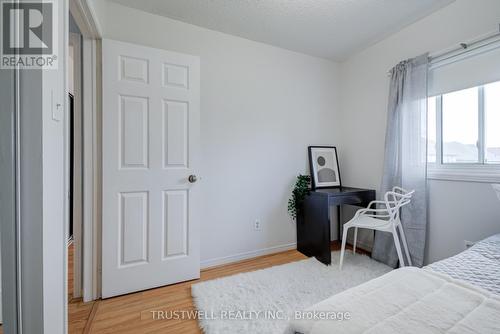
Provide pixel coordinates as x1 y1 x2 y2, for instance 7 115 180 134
201 243 297 269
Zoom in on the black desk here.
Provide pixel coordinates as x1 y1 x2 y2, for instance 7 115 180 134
297 187 376 265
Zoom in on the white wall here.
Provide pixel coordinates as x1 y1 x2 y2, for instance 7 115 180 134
339 0 500 263
41 0 68 330
93 2 340 265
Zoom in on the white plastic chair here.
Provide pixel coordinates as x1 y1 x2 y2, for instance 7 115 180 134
339 187 414 270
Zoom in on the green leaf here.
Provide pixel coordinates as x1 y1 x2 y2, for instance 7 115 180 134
287 174 311 219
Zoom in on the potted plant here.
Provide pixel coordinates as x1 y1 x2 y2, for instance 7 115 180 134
288 174 311 220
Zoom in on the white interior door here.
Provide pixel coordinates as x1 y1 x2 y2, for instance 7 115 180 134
102 39 200 298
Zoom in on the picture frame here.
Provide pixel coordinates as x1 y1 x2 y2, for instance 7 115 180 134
308 146 341 189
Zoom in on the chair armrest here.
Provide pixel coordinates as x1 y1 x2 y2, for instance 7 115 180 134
355 199 399 219
365 200 397 209
354 207 391 219
366 200 386 208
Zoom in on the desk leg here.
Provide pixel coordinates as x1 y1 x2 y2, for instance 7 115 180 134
337 205 342 242
300 195 331 265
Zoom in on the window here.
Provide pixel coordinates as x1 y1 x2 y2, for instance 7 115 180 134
428 80 500 181
426 37 500 181
485 81 500 163
442 87 479 163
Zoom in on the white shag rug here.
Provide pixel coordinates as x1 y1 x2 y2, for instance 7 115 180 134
191 251 391 334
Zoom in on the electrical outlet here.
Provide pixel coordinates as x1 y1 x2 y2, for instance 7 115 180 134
254 219 262 231
464 240 475 249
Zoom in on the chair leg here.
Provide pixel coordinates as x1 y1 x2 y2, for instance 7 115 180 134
353 227 358 254
339 225 349 270
392 226 405 267
398 224 412 266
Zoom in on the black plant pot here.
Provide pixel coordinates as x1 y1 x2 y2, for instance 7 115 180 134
295 204 308 253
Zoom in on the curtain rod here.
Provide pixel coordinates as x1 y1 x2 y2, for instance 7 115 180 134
387 24 500 76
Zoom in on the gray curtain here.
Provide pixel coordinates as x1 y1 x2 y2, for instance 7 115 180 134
372 54 429 268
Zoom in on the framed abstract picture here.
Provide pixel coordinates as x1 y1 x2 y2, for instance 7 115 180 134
308 146 341 189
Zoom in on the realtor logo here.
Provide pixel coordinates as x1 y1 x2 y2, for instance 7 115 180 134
1 0 58 69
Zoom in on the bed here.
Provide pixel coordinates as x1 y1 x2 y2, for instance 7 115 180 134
427 233 500 295
288 234 500 334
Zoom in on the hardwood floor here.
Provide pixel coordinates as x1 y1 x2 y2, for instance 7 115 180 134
68 242 74 298
68 241 98 334
68 242 362 333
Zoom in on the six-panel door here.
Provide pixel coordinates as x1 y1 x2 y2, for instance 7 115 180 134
102 39 200 298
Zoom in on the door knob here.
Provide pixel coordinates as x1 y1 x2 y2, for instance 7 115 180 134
188 175 198 183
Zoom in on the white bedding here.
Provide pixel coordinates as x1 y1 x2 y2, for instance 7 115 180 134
427 233 500 295
288 267 500 334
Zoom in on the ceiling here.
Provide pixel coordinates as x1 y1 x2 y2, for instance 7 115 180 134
107 0 454 61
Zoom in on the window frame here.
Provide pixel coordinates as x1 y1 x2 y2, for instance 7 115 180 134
427 84 500 182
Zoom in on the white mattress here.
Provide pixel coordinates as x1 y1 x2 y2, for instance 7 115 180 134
427 233 500 295
288 267 500 334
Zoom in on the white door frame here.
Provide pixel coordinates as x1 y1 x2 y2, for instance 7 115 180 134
69 0 102 301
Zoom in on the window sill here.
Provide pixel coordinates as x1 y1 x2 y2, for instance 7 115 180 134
427 165 500 183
